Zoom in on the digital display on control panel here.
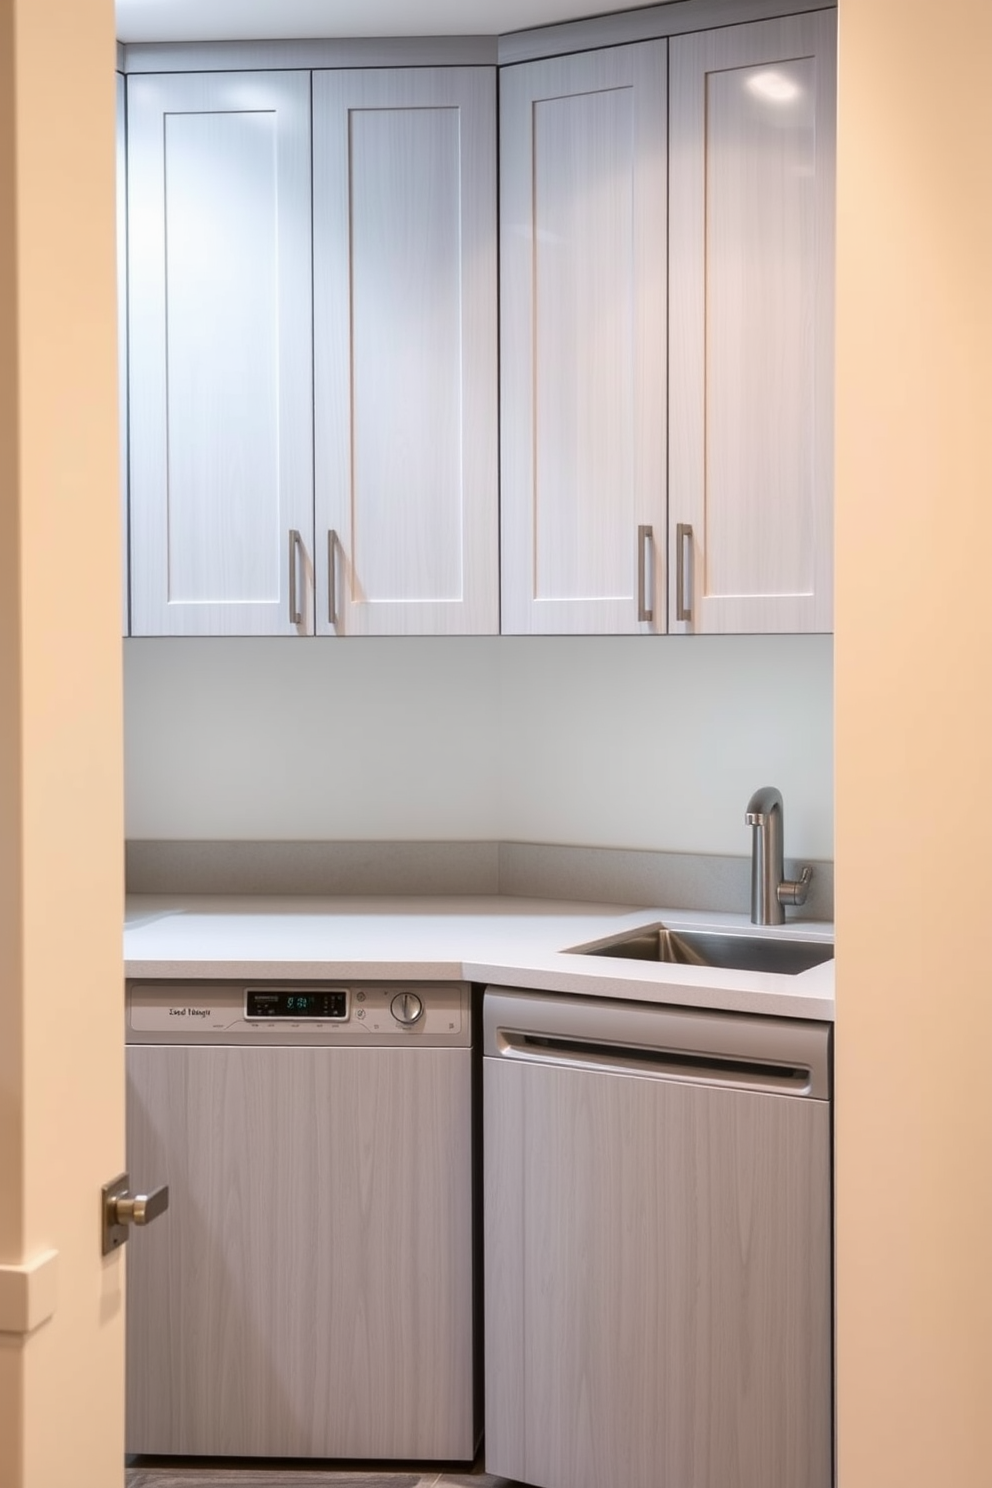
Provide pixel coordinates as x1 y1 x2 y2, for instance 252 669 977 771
245 989 348 1020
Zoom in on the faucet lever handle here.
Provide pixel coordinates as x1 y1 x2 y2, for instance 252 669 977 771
777 866 813 908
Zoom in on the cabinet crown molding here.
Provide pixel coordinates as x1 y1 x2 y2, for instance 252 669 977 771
120 35 498 72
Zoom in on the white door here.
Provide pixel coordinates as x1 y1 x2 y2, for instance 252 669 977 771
313 67 498 635
127 71 314 636
669 12 836 634
0 2 129 1479
500 43 667 634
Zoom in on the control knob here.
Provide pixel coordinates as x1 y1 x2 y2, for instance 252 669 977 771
390 991 424 1026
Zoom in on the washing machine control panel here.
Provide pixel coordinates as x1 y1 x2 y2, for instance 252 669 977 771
127 981 470 1046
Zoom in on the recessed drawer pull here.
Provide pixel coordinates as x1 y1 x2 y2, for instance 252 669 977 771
498 1029 812 1094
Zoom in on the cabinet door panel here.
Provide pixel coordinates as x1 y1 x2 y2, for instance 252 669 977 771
500 44 667 634
128 72 313 635
485 1056 832 1488
670 12 835 633
314 68 498 635
127 1045 475 1458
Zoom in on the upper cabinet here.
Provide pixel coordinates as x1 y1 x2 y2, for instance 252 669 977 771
668 11 836 634
127 72 314 636
125 64 498 636
120 6 835 639
499 10 835 635
313 68 498 635
499 44 668 635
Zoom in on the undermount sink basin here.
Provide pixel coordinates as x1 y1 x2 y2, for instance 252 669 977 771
576 925 834 976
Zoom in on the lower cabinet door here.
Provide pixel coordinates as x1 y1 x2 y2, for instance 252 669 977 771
126 1044 475 1458
485 1052 832 1488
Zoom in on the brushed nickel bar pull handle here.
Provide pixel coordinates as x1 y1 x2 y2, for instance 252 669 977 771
637 524 654 623
676 522 693 623
328 529 338 627
288 529 302 626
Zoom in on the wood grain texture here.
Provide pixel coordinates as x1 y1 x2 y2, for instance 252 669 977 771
313 68 498 636
126 1468 513 1486
669 12 836 634
128 1474 419 1487
499 44 667 634
118 70 129 634
484 1055 832 1488
126 1045 475 1459
498 0 835 65
127 72 313 635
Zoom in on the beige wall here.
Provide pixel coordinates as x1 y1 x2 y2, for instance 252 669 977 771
835 0 992 1483
0 2 124 1486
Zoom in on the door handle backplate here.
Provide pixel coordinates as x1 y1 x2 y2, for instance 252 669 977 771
101 1171 170 1256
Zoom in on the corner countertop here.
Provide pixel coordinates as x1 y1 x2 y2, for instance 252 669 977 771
125 895 835 1022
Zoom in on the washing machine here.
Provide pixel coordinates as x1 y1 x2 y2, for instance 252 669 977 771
125 978 477 1460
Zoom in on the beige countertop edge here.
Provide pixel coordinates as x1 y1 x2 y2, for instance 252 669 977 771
124 896 835 1022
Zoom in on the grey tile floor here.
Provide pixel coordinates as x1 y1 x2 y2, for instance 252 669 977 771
125 1457 520 1488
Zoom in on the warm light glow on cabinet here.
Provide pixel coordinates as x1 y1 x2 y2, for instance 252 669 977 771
746 70 801 103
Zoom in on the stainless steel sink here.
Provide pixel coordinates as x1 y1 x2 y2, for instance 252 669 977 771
575 925 834 976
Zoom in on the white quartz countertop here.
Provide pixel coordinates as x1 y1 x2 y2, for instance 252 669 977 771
125 895 835 1021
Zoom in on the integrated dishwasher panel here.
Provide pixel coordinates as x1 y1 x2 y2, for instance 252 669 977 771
126 980 476 1461
484 987 832 1488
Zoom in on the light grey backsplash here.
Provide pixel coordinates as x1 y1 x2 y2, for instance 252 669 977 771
125 840 501 898
126 840 833 921
498 842 833 922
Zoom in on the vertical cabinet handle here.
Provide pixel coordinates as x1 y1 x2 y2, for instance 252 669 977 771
637 525 654 624
288 529 302 626
676 522 693 623
327 530 338 627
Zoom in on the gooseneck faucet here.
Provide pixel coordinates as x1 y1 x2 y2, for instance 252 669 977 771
744 786 812 925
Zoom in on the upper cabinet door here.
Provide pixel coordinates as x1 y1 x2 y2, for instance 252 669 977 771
128 72 314 636
500 44 667 635
669 12 836 634
313 68 498 636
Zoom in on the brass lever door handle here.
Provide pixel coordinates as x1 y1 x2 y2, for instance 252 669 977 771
102 1172 170 1255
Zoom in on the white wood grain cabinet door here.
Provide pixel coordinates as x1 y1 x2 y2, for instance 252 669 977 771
128 72 313 636
669 12 836 634
313 68 498 636
500 44 667 634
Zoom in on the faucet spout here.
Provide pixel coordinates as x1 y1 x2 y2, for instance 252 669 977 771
745 784 784 828
744 786 811 926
